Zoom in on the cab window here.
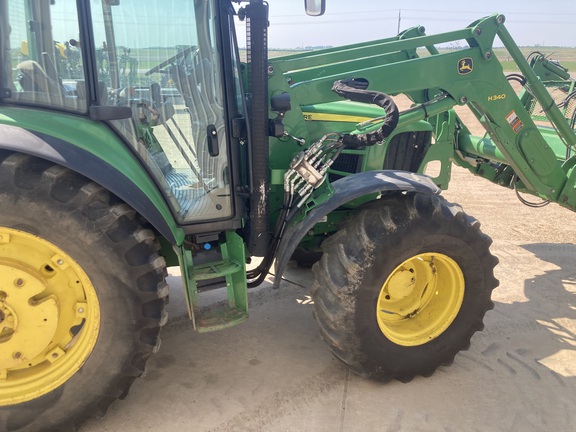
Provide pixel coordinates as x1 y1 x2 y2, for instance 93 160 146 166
89 0 234 223
1 0 87 113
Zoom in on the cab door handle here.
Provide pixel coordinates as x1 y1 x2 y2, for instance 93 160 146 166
207 124 219 157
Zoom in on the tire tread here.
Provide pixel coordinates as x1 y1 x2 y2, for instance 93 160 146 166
311 192 499 382
0 153 168 432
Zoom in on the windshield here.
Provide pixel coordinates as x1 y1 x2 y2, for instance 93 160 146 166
90 0 234 224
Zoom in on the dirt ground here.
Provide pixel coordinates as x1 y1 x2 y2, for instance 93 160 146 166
80 178 576 432
444 166 576 243
445 90 576 245
81 99 576 431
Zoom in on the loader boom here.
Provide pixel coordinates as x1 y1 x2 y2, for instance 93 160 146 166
266 14 576 215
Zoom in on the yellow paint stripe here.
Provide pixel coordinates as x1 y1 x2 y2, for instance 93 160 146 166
302 112 375 123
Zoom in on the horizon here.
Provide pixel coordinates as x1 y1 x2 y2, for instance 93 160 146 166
234 1 576 49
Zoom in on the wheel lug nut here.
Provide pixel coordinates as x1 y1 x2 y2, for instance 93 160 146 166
13 352 22 359
14 278 25 287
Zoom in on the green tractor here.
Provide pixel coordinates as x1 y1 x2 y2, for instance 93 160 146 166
1 0 574 430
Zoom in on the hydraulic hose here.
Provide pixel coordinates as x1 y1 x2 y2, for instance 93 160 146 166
246 191 292 287
332 78 399 149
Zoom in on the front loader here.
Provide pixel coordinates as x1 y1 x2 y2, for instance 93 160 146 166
0 0 574 431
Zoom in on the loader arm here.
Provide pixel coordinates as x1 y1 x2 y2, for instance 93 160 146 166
267 14 576 211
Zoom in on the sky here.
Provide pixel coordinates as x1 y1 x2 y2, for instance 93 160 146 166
234 0 576 49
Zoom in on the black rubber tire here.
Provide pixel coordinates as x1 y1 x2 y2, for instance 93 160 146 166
0 152 168 432
311 192 499 382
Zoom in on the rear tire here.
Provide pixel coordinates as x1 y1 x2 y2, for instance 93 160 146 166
0 153 168 431
311 192 498 382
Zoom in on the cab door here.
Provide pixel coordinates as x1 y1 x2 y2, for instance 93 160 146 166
89 0 243 225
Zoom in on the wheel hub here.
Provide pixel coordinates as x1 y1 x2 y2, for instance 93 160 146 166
386 269 416 300
0 228 100 406
376 253 464 346
0 266 59 369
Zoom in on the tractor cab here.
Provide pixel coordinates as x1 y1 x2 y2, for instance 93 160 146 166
1 0 244 225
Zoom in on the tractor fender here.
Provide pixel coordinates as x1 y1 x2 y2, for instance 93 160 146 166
0 124 182 244
273 170 441 289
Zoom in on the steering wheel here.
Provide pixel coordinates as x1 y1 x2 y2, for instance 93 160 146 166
145 45 199 76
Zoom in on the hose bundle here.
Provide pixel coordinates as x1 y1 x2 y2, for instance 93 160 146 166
332 78 399 149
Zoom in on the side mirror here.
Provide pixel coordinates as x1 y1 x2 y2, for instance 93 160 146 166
304 0 325 16
270 93 291 113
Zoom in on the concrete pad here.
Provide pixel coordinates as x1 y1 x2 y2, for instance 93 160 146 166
81 238 576 432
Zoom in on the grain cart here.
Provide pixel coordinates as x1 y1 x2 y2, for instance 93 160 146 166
1 0 574 430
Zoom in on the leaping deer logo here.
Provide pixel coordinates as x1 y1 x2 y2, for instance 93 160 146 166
458 58 474 74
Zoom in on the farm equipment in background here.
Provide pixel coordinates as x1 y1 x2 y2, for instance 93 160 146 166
0 0 574 430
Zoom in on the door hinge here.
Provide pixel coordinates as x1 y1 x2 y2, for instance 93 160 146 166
232 117 246 139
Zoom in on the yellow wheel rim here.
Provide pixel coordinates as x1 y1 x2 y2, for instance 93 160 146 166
0 228 100 406
376 253 464 346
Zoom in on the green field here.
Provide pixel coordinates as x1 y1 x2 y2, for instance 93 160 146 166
493 47 576 72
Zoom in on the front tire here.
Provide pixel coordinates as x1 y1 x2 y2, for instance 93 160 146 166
0 153 168 431
311 192 499 382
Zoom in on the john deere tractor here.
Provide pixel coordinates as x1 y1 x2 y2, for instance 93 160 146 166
1 0 575 431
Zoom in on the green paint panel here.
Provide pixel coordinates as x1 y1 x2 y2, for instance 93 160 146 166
176 230 248 333
0 106 183 243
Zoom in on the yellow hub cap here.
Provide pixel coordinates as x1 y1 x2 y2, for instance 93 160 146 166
376 253 464 346
0 228 100 406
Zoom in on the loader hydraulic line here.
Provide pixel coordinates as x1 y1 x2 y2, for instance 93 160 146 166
332 77 399 148
497 24 576 150
249 75 401 286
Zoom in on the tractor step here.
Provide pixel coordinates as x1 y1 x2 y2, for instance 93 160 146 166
190 260 243 280
176 231 248 332
195 306 247 332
